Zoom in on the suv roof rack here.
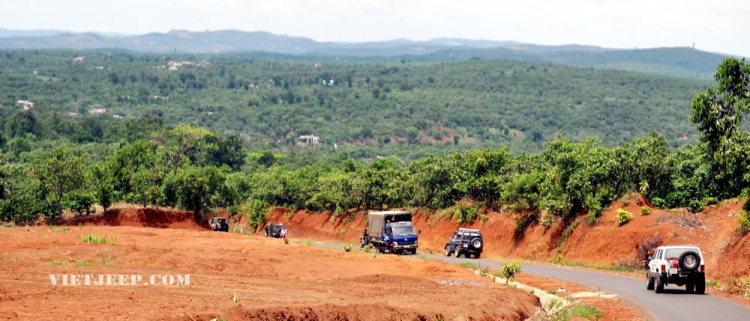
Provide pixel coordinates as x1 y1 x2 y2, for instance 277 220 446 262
458 228 481 232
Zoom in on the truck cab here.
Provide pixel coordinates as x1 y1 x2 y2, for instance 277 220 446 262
383 221 419 254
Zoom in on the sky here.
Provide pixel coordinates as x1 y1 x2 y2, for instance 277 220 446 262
1 0 748 56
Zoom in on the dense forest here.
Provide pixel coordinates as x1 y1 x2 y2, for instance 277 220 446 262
0 52 748 234
0 50 709 160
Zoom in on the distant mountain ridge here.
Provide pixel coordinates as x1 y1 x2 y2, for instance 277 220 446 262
0 28 735 79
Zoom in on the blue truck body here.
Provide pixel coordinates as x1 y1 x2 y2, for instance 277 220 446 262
360 211 419 254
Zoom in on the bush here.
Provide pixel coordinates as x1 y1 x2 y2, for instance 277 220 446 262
343 244 353 252
737 210 750 232
239 199 268 228
448 202 480 224
553 304 603 321
62 190 96 216
687 199 704 213
641 206 651 216
617 208 633 225
499 261 522 284
701 197 719 208
651 197 666 209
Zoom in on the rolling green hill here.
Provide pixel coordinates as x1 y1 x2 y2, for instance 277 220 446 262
0 50 710 160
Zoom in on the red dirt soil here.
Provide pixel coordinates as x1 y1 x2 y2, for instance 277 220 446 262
0 222 539 320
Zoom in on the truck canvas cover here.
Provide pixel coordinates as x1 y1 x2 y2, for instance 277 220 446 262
367 211 412 239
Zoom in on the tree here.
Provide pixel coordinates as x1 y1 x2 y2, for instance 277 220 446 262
162 165 227 219
154 125 218 174
34 147 86 217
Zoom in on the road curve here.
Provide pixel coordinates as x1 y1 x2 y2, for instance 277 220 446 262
314 243 750 320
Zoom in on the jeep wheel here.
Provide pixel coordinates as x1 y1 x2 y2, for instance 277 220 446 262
474 253 481 259
654 275 664 293
695 275 706 294
686 279 695 293
445 247 451 257
646 275 654 290
471 237 482 249
454 247 461 258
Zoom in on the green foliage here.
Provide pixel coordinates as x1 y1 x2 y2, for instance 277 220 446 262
48 226 70 232
552 304 603 321
80 234 111 244
447 202 480 225
737 209 750 232
499 261 522 284
640 206 651 216
34 147 86 217
616 208 634 225
343 244 353 252
360 243 374 252
687 200 704 213
457 262 479 270
557 217 584 248
62 190 95 216
162 165 227 217
239 199 268 229
651 197 666 209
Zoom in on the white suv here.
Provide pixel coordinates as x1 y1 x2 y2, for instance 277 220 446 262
646 245 705 294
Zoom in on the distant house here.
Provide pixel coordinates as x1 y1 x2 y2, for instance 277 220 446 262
314 62 322 68
113 114 124 119
89 108 107 115
16 100 34 110
73 56 85 63
298 135 320 144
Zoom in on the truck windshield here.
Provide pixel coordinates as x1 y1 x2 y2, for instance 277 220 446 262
391 226 416 236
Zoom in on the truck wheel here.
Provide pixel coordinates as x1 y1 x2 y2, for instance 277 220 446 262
695 275 706 294
686 279 695 293
454 247 461 258
654 275 664 293
646 275 654 290
445 247 452 257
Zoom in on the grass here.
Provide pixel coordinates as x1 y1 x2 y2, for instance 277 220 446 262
48 226 70 232
457 262 479 270
707 279 720 288
75 260 94 267
295 239 313 246
80 234 117 245
1 253 8 259
343 244 353 252
552 304 603 321
96 254 119 267
546 289 557 294
547 298 564 311
556 260 638 273
42 260 68 266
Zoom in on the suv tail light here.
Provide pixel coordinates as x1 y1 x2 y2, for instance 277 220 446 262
672 261 679 269
700 265 705 272
660 264 666 272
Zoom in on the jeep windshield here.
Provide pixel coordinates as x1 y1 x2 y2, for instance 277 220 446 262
392 226 416 236
665 248 697 260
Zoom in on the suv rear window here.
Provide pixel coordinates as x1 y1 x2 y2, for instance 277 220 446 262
664 248 698 260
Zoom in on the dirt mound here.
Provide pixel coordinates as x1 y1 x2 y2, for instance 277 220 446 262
48 208 210 230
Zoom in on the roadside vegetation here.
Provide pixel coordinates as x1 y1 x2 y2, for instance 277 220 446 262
0 52 748 242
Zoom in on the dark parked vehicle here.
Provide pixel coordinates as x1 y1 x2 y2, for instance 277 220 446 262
210 217 229 232
444 228 483 258
264 223 285 238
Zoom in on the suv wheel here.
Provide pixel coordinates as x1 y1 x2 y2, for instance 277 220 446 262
471 238 482 249
454 247 461 258
686 279 695 293
654 275 664 293
647 275 654 290
474 253 481 259
445 247 452 257
695 275 706 294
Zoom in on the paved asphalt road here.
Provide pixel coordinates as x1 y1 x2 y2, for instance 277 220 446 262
314 243 750 320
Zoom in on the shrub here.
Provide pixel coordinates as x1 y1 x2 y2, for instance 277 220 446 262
283 238 289 245
449 202 480 224
80 234 110 244
62 190 96 216
239 199 268 228
343 244 353 252
687 199 704 213
361 244 374 252
616 208 633 225
499 261 522 284
737 210 750 232
651 197 666 209
641 206 651 216
553 304 603 321
701 197 719 208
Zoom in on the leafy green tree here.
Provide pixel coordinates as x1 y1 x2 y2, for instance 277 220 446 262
34 147 86 216
162 165 227 218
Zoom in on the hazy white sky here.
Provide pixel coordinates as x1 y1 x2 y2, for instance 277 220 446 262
1 0 748 56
